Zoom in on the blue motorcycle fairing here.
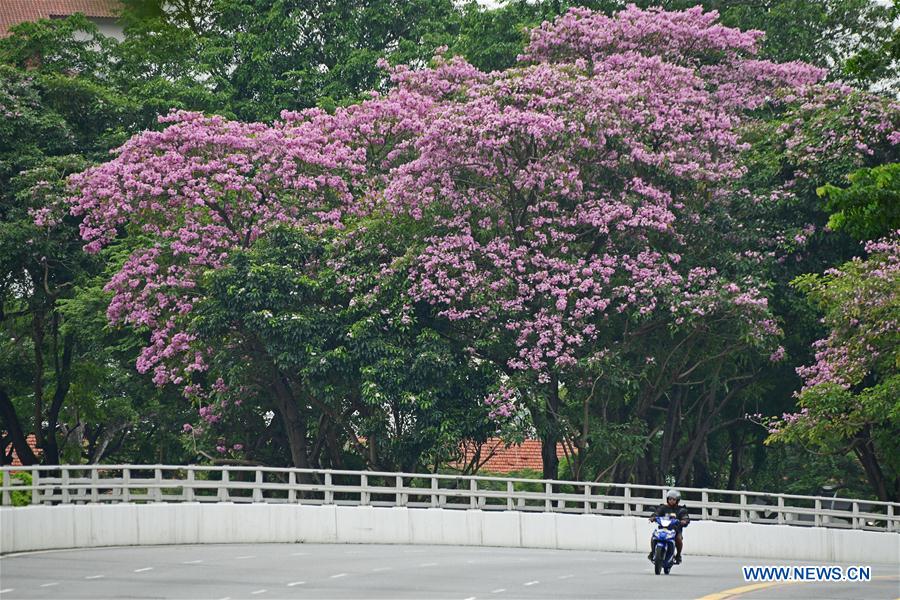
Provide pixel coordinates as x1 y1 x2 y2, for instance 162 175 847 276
650 516 679 574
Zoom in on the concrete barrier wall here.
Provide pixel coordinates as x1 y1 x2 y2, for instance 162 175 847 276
2 504 897 563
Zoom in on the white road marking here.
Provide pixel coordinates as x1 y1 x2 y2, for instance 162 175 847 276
134 567 153 573
40 583 59 588
250 590 267 595
330 573 348 578
420 562 438 567
290 552 309 556
236 555 255 559
558 574 574 580
491 588 506 593
463 596 477 600
0 590 12 595
524 581 539 586
85 575 105 580
372 567 392 572
183 559 203 564
287 581 305 587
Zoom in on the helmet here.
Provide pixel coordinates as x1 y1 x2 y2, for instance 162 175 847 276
666 489 681 503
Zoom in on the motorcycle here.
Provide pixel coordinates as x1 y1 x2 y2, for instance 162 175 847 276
650 516 678 575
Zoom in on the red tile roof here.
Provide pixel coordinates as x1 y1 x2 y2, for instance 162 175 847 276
452 437 568 474
0 0 122 36
4 433 42 466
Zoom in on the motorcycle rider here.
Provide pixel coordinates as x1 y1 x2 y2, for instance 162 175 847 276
648 489 690 564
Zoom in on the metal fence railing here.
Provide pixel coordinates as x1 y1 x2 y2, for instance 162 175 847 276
2 465 897 533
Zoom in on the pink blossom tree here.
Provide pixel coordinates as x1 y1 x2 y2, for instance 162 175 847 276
66 5 890 484
66 89 436 467
766 233 900 501
390 5 817 480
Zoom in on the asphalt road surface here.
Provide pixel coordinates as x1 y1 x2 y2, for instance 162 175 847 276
0 544 897 600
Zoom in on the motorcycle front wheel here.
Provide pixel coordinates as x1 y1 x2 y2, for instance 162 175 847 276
654 546 665 575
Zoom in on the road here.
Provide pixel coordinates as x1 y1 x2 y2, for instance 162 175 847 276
0 543 897 599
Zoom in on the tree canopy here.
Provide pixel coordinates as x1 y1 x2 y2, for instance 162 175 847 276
1 0 898 501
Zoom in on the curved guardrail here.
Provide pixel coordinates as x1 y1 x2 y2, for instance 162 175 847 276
2 464 897 532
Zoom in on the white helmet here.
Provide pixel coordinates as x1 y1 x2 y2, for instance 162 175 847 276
666 489 681 502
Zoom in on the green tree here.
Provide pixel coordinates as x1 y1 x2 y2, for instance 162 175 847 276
187 226 498 471
819 163 900 242
768 236 900 501
119 0 462 120
0 18 197 465
843 0 899 92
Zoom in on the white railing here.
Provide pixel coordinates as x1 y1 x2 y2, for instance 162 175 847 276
2 465 897 533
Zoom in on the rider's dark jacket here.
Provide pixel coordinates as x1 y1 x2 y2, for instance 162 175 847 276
650 504 690 532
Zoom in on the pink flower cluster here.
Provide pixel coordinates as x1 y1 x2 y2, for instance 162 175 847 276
64 5 839 406
796 233 900 392
484 384 525 421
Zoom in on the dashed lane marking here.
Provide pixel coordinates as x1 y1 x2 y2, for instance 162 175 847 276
40 583 59 588
287 581 305 587
420 562 438 567
0 590 12 594
236 555 255 559
558 574 574 580
85 575 105 580
372 567 392 572
330 573 348 579
491 589 506 593
250 590 267 595
134 567 153 573
183 559 203 564
524 581 539 586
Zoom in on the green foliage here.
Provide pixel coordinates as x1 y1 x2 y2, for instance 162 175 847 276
712 0 894 72
187 225 498 470
843 0 899 92
117 0 463 120
452 1 581 72
820 163 900 242
9 472 32 506
0 15 115 74
770 239 900 500
0 0 896 504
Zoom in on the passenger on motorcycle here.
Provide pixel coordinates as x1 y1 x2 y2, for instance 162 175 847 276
648 489 690 564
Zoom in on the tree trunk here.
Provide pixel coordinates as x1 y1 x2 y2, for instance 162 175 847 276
90 420 128 463
272 375 310 471
0 388 38 465
691 441 712 488
42 333 74 465
659 389 682 482
640 445 657 485
324 425 344 469
853 429 892 501
726 428 744 491
32 311 45 448
540 376 561 480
